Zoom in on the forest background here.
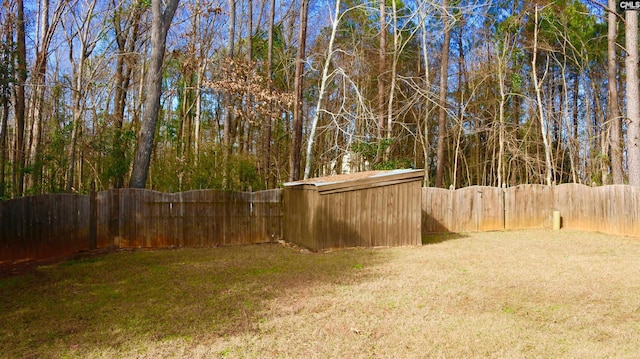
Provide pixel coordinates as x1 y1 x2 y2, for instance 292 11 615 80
0 0 638 198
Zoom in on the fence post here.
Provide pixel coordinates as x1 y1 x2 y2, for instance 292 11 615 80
89 185 97 250
553 210 561 230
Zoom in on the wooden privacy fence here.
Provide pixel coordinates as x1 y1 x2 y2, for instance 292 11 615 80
5 183 640 263
0 194 91 262
422 183 640 236
1 189 283 262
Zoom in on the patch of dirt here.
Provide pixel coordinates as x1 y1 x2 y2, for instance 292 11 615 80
0 248 113 278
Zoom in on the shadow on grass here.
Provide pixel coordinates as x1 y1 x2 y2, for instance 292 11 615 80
422 232 468 245
0 243 391 358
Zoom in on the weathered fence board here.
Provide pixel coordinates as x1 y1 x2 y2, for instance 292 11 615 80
422 186 504 233
504 184 553 229
554 184 592 232
421 187 450 233
553 184 640 236
423 184 640 237
2 189 282 262
0 194 90 262
104 189 282 249
452 186 504 232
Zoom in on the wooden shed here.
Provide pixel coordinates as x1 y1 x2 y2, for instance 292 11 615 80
283 169 424 251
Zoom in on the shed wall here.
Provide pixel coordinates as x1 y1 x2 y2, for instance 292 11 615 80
283 188 318 250
284 180 422 251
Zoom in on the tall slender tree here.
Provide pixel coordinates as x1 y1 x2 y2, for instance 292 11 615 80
532 5 553 186
14 0 26 196
626 10 640 186
417 0 434 186
111 0 143 188
288 0 308 181
129 0 180 188
224 0 235 153
0 1 11 199
66 0 100 192
608 0 623 184
263 0 276 187
25 0 67 193
376 0 386 164
304 0 341 179
435 0 451 187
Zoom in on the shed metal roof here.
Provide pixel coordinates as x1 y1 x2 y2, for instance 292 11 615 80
283 169 424 194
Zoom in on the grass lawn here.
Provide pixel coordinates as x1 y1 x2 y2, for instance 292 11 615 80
1 229 640 358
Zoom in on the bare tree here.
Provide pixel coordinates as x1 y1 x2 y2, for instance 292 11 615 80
608 0 623 184
65 0 101 192
13 0 26 196
416 0 436 186
532 5 553 186
25 0 67 192
192 0 221 161
0 0 11 198
129 0 180 188
384 0 399 159
111 0 143 188
304 0 341 179
288 0 308 181
224 0 235 154
376 0 386 163
263 0 276 187
495 26 518 188
435 0 451 188
241 0 253 154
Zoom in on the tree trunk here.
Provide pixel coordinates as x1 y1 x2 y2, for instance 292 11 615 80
609 0 623 184
0 14 9 198
376 0 386 163
288 0 308 182
111 4 141 188
25 0 51 193
626 11 640 186
570 72 579 183
0 94 6 199
14 0 27 196
385 0 399 159
129 0 180 188
435 0 451 188
532 6 553 186
222 0 236 188
497 39 507 188
242 0 253 155
263 0 276 187
112 43 128 188
418 3 431 186
67 63 85 192
25 0 66 193
224 0 235 151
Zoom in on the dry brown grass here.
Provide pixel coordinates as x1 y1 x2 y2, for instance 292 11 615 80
2 230 640 358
